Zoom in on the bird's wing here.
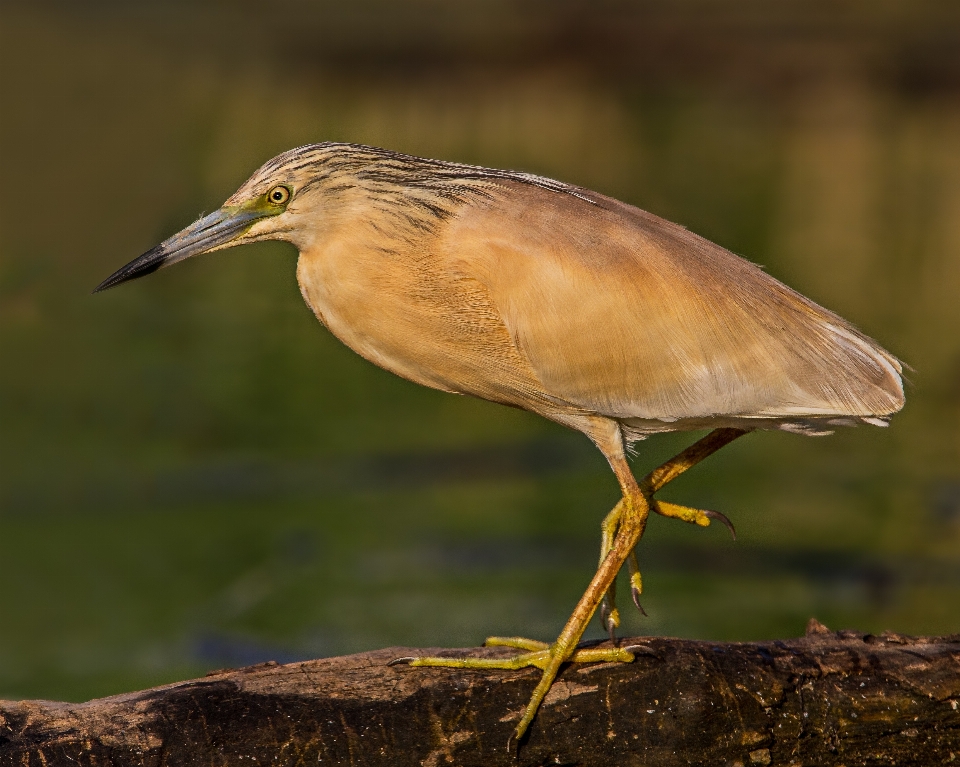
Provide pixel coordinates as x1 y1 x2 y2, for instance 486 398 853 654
439 181 903 425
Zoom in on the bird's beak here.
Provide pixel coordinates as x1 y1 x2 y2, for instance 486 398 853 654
94 206 267 293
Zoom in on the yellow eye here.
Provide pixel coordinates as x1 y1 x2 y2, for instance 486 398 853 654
267 185 290 205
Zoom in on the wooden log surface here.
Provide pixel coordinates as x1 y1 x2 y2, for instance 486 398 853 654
2 622 958 766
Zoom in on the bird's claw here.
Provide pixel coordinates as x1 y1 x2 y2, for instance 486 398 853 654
702 509 737 540
622 643 657 658
630 583 647 616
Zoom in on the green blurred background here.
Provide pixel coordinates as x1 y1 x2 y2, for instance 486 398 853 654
1 1 958 703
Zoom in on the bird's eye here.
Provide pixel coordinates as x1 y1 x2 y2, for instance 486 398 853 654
267 186 291 206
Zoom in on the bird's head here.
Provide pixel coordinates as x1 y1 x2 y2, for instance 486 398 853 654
94 145 336 293
96 141 545 293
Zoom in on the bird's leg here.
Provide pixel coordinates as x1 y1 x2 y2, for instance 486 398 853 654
392 484 651 744
391 427 746 744
643 427 748 492
641 428 748 538
600 429 748 624
506 484 650 742
598 499 626 639
597 507 648 631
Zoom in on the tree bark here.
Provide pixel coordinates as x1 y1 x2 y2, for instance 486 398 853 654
2 622 958 767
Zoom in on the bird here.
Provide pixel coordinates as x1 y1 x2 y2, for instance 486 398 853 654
96 142 905 744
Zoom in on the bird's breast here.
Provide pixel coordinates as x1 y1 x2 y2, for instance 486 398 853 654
294 226 554 412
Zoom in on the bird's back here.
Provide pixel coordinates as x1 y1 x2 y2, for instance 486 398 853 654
432 180 904 436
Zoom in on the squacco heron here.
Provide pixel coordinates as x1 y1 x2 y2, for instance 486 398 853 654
97 143 904 743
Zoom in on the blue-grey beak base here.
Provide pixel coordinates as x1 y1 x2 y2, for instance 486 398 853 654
94 208 264 293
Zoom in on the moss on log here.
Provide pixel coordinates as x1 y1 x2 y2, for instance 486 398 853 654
2 622 958 766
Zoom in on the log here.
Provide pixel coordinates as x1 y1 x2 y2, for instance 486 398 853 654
1 621 958 767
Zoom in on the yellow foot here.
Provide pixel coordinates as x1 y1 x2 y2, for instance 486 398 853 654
652 499 737 540
484 636 548 651
389 637 638 671
389 638 644 741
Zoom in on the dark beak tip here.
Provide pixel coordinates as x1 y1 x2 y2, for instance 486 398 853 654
93 245 167 295
92 271 132 294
